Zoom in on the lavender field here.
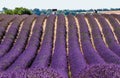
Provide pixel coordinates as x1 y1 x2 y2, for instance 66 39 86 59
0 14 120 78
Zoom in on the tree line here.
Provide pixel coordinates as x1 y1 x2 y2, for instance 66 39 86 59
1 7 120 15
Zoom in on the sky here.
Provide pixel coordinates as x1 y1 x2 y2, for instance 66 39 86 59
0 0 120 10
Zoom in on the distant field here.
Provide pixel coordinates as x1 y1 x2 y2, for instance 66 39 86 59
100 10 120 14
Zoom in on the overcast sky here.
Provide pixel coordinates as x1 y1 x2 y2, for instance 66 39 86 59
0 0 120 10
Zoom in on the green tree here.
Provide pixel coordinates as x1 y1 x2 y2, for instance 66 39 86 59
2 7 32 15
2 7 14 14
14 7 32 15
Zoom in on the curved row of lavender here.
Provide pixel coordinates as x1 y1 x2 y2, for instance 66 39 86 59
0 15 11 22
0 15 36 72
0 15 17 42
0 14 5 21
85 14 120 64
50 14 68 78
30 15 55 69
112 14 120 23
0 15 28 58
103 14 120 44
67 14 87 78
76 14 105 64
94 14 120 57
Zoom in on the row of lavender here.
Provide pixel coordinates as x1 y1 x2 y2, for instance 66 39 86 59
0 14 120 78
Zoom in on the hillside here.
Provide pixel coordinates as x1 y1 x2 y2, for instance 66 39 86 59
0 14 120 78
